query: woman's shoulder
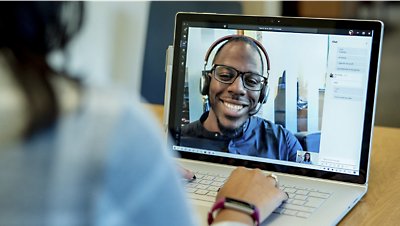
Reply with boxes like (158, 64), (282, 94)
(76, 87), (166, 147)
(80, 87), (158, 128)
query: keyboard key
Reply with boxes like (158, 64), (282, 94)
(297, 211), (312, 218)
(294, 186), (307, 190)
(195, 189), (208, 195)
(189, 193), (215, 202)
(214, 177), (226, 182)
(196, 184), (209, 190)
(283, 209), (298, 216)
(293, 194), (308, 201)
(211, 181), (224, 187)
(295, 190), (309, 195)
(292, 200), (306, 206)
(206, 172), (219, 177)
(284, 198), (294, 204)
(196, 174), (205, 179)
(309, 191), (330, 199)
(208, 186), (219, 191)
(284, 188), (296, 193)
(305, 197), (325, 208)
(207, 191), (218, 197)
(204, 175), (216, 180)
(199, 180), (212, 185)
(281, 203), (315, 213)
(286, 192), (295, 199)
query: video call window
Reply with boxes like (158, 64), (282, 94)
(175, 25), (373, 175)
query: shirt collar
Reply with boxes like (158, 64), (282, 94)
(200, 111), (250, 139)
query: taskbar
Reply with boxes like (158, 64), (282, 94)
(173, 145), (359, 176)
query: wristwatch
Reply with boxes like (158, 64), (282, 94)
(208, 197), (260, 226)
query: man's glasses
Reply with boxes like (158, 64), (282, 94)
(209, 64), (267, 91)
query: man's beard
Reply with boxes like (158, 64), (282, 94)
(216, 117), (247, 138)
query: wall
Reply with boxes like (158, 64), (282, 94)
(140, 1), (243, 104)
(52, 2), (150, 95)
(54, 1), (282, 103)
(297, 1), (400, 128)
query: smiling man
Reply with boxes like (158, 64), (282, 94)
(181, 35), (301, 161)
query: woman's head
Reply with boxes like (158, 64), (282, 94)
(304, 152), (311, 162)
(0, 2), (85, 139)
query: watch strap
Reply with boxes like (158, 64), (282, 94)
(208, 197), (260, 226)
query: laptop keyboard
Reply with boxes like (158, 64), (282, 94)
(274, 184), (331, 218)
(185, 170), (332, 219)
(185, 171), (224, 203)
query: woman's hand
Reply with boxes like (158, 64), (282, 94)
(213, 167), (288, 225)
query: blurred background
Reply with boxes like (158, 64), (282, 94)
(58, 1), (400, 128)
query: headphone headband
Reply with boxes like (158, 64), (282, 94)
(200, 34), (271, 115)
(203, 34), (270, 73)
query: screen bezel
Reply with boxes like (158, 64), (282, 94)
(168, 12), (383, 185)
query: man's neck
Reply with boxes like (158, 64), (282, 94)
(203, 110), (247, 138)
(203, 110), (220, 133)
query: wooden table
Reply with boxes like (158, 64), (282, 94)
(144, 104), (400, 225)
(339, 126), (400, 225)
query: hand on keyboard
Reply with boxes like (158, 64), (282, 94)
(214, 167), (288, 224)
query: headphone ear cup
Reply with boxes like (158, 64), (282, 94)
(200, 71), (211, 96)
(259, 85), (270, 104)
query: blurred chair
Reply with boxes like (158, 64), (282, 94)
(295, 131), (321, 152)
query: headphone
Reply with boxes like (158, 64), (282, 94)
(200, 34), (270, 115)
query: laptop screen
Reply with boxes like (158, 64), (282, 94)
(168, 13), (383, 184)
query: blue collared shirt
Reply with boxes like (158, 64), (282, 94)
(181, 112), (302, 161)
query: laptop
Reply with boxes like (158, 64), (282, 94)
(164, 12), (383, 226)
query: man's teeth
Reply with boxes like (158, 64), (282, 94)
(224, 102), (243, 110)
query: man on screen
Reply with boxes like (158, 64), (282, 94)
(181, 35), (302, 161)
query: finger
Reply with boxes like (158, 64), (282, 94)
(266, 173), (279, 187)
(284, 192), (289, 201)
(231, 166), (246, 176)
(275, 190), (289, 205)
(180, 167), (196, 181)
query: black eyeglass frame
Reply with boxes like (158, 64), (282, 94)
(208, 64), (268, 91)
